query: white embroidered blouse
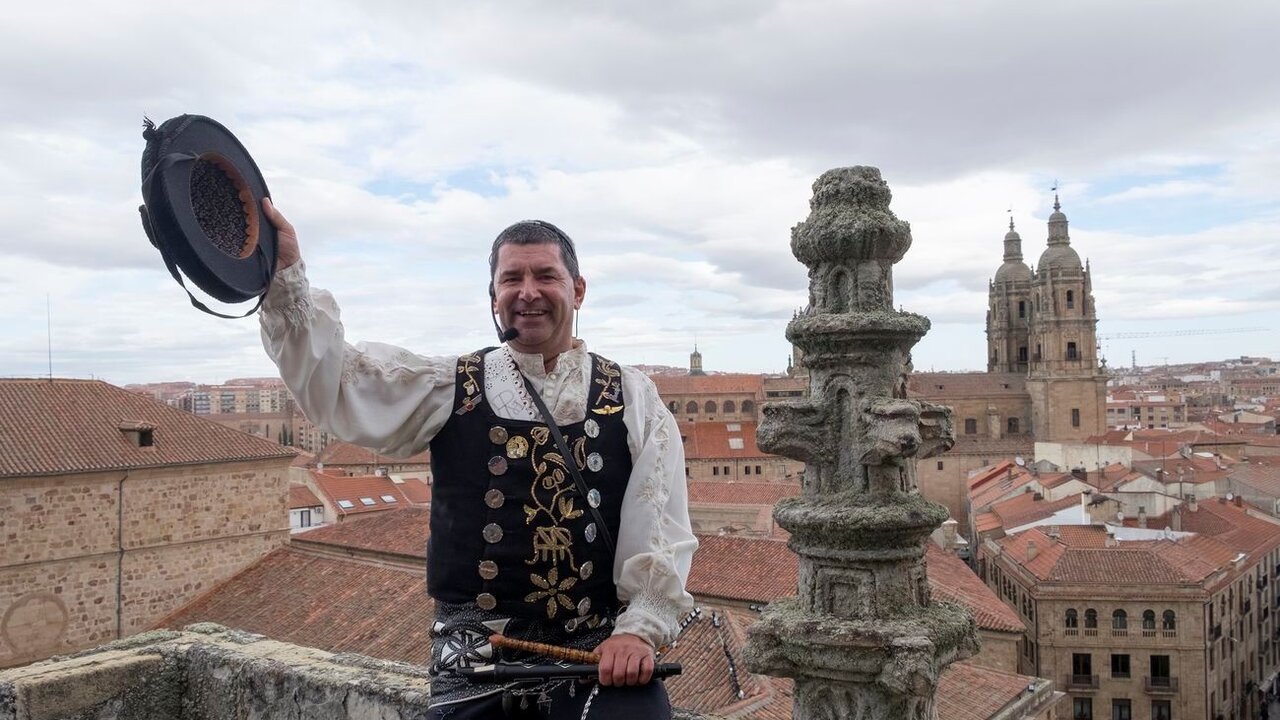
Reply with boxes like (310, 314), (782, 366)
(259, 262), (698, 647)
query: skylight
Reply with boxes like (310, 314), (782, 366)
(381, 495), (397, 503)
(360, 497), (376, 506)
(728, 438), (745, 450)
(337, 500), (355, 509)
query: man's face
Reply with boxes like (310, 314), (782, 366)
(492, 242), (586, 358)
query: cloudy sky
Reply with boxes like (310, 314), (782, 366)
(2, 1), (1278, 386)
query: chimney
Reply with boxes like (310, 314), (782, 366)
(1105, 529), (1119, 548)
(1026, 540), (1039, 562)
(1188, 495), (1198, 512)
(1137, 508), (1147, 528)
(1234, 494), (1243, 508)
(941, 519), (958, 548)
(1155, 468), (1165, 482)
(1071, 466), (1087, 481)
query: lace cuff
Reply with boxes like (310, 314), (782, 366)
(260, 261), (314, 331)
(613, 586), (681, 648)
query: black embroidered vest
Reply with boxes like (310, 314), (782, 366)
(427, 349), (631, 627)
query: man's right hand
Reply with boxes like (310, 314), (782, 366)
(262, 198), (300, 271)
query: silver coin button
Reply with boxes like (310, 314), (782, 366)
(587, 488), (601, 508)
(478, 560), (499, 580)
(488, 456), (508, 476)
(476, 593), (497, 611)
(484, 489), (505, 509)
(483, 523), (504, 543)
(489, 426), (509, 445)
(584, 523), (597, 543)
(586, 453), (603, 472)
(584, 419), (600, 438)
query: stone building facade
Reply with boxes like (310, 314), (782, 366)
(0, 379), (295, 669)
(978, 499), (1280, 720)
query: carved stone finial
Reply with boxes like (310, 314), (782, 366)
(744, 167), (977, 720)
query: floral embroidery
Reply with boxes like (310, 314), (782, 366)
(525, 567), (578, 619)
(454, 353), (483, 416)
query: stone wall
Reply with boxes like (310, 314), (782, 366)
(0, 461), (290, 669)
(685, 456), (801, 484)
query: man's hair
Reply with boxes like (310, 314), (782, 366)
(488, 220), (580, 282)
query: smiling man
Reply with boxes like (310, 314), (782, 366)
(258, 202), (696, 719)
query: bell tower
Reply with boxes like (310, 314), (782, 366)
(986, 218), (1033, 372)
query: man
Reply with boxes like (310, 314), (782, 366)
(258, 199), (697, 718)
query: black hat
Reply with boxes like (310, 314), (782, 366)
(138, 114), (277, 318)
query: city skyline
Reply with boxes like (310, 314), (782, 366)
(3, 2), (1279, 386)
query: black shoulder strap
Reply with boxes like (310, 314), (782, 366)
(515, 358), (617, 561)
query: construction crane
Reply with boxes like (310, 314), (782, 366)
(1095, 327), (1268, 370)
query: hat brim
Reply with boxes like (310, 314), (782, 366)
(140, 115), (276, 305)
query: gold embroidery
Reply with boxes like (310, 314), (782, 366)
(524, 568), (578, 619)
(593, 358), (622, 408)
(532, 526), (573, 562)
(455, 353), (483, 416)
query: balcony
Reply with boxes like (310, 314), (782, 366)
(1144, 676), (1179, 694)
(1067, 674), (1100, 690)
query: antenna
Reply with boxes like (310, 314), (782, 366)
(46, 293), (53, 382)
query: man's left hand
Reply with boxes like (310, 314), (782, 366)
(594, 633), (655, 686)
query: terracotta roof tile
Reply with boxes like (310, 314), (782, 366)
(937, 661), (1049, 720)
(689, 534), (796, 603)
(664, 608), (771, 716)
(688, 480), (800, 506)
(288, 484), (323, 509)
(925, 545), (1024, 633)
(317, 440), (429, 466)
(156, 547), (433, 664)
(678, 421), (768, 459)
(908, 372), (1027, 397)
(0, 378), (295, 478)
(295, 506), (430, 559)
(309, 471), (411, 517)
(394, 477), (433, 504)
(651, 374), (764, 396)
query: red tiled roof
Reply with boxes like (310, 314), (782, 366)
(156, 547), (433, 664)
(309, 471), (410, 516)
(925, 545), (1024, 633)
(688, 480), (800, 506)
(290, 451), (316, 468)
(688, 534), (796, 603)
(937, 661), (1050, 720)
(288, 484), (323, 509)
(0, 378), (295, 478)
(394, 477), (433, 504)
(908, 372), (1027, 397)
(295, 507), (430, 559)
(317, 440), (429, 466)
(989, 493), (1078, 531)
(678, 421), (768, 459)
(664, 608), (772, 716)
(651, 374), (764, 396)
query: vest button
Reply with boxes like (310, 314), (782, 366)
(476, 593), (497, 611)
(478, 560), (499, 580)
(483, 523), (504, 544)
(584, 418), (600, 438)
(488, 456), (508, 476)
(489, 426), (509, 445)
(584, 523), (597, 543)
(579, 561), (594, 580)
(576, 597), (591, 616)
(586, 453), (603, 472)
(587, 488), (601, 509)
(484, 489), (505, 509)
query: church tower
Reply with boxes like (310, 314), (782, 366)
(986, 219), (1033, 373)
(1025, 195), (1107, 442)
(689, 344), (706, 376)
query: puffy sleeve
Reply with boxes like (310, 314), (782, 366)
(611, 368), (698, 647)
(258, 262), (457, 457)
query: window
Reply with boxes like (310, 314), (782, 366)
(380, 495), (397, 503)
(1018, 300), (1026, 318)
(1066, 290), (1075, 309)
(755, 465), (762, 474)
(704, 401), (717, 414)
(1150, 655), (1170, 683)
(1151, 700), (1171, 720)
(744, 466), (751, 476)
(668, 401), (677, 412)
(1067, 341), (1079, 360)
(1072, 652), (1093, 678)
(936, 461), (944, 471)
(1072, 408), (1081, 428)
(298, 509), (311, 527)
(1112, 609), (1128, 630)
(1066, 609), (1079, 628)
(740, 400), (755, 415)
(337, 500), (355, 509)
(712, 466), (719, 476)
(686, 401), (698, 414)
(726, 423), (742, 431)
(1111, 653), (1130, 679)
(728, 438), (745, 450)
(1142, 610), (1156, 630)
(1018, 346), (1028, 362)
(723, 400), (736, 414)
(1110, 699), (1130, 720)
(1085, 609), (1098, 628)
(360, 497), (376, 506)
(964, 418), (978, 434)
(723, 465), (730, 475)
(1007, 417), (1020, 434)
(1073, 697), (1093, 720)
(1162, 610), (1176, 631)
